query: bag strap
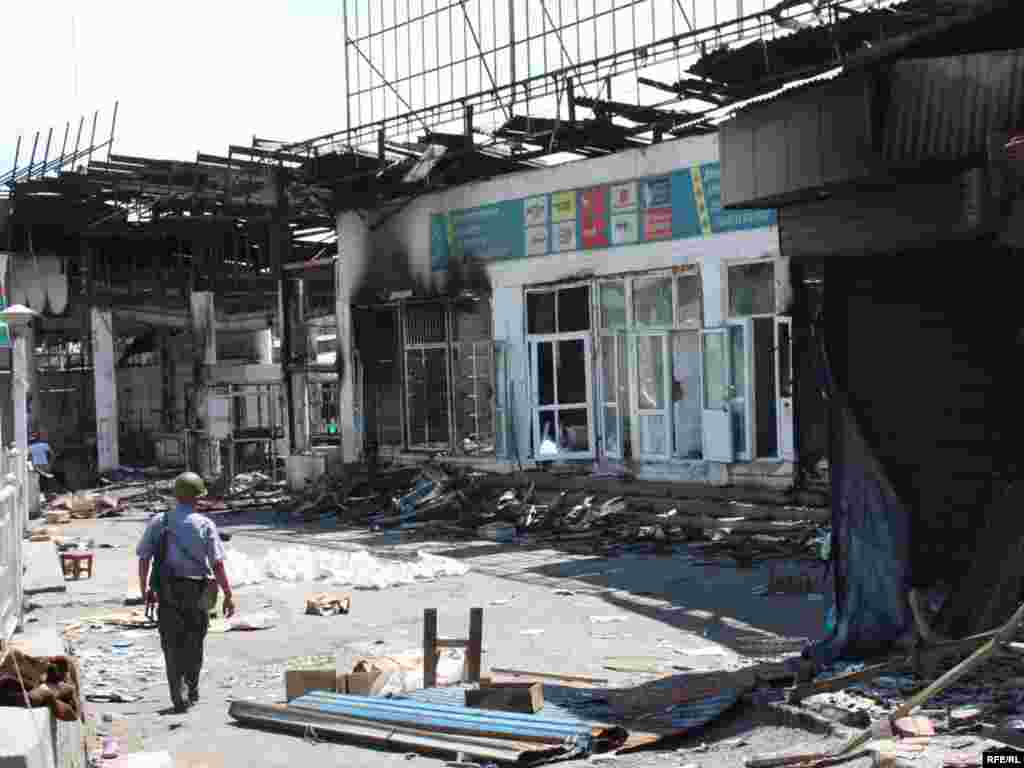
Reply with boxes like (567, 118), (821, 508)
(161, 513), (211, 575)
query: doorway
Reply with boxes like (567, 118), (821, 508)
(526, 284), (595, 459)
(753, 316), (778, 458)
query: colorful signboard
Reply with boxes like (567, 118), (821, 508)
(610, 212), (639, 245)
(644, 208), (673, 240)
(580, 186), (609, 248)
(551, 191), (577, 222)
(429, 162), (776, 271)
(610, 181), (638, 211)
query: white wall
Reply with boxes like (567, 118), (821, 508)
(349, 134), (779, 308)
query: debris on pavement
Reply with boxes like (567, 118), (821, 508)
(262, 545), (469, 588)
(305, 591), (352, 616)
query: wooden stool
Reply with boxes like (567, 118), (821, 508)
(60, 552), (94, 580)
(423, 607), (482, 688)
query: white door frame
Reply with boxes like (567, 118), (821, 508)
(700, 327), (733, 463)
(528, 333), (596, 460)
(726, 318), (755, 462)
(631, 330), (673, 460)
(775, 316), (795, 462)
(597, 331), (625, 459)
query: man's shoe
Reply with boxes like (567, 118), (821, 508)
(188, 690), (199, 706)
(172, 700), (190, 714)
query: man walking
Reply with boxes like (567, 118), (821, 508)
(29, 432), (53, 492)
(137, 472), (236, 712)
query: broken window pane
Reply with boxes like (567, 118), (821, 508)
(778, 322), (792, 399)
(599, 282), (627, 329)
(537, 342), (555, 405)
(636, 336), (665, 409)
(672, 332), (702, 459)
(703, 332), (727, 410)
(557, 339), (587, 405)
(676, 275), (702, 329)
(728, 262), (775, 316)
(538, 412), (559, 456)
(527, 291), (556, 334)
(558, 285), (591, 332)
(559, 409), (590, 452)
(633, 277), (672, 327)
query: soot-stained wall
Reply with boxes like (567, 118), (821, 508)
(826, 248), (1020, 587)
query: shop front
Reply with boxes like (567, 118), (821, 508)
(349, 136), (790, 487)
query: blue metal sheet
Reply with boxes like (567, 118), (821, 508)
(403, 683), (741, 737)
(290, 690), (593, 748)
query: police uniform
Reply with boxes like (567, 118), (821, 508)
(137, 496), (225, 710)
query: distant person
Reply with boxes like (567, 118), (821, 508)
(29, 433), (53, 490)
(137, 472), (236, 713)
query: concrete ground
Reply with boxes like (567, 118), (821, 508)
(24, 501), (874, 768)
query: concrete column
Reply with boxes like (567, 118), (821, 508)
(190, 291), (220, 477)
(335, 211), (366, 466)
(12, 322), (33, 454)
(287, 279), (311, 454)
(252, 328), (273, 364)
(90, 307), (119, 473)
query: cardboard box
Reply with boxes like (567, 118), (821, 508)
(285, 654), (338, 701)
(340, 668), (385, 696)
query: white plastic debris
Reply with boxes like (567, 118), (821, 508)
(223, 548), (264, 587)
(589, 615), (629, 624)
(261, 546), (469, 589)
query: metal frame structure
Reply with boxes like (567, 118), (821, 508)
(302, 0), (917, 161)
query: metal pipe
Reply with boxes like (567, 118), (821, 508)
(88, 110), (98, 164)
(42, 127), (53, 176)
(26, 132), (39, 180)
(73, 116), (84, 165)
(108, 100), (119, 161)
(58, 121), (70, 171)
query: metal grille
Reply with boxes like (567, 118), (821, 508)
(405, 304), (448, 346)
(326, 0), (893, 154)
(454, 341), (496, 455)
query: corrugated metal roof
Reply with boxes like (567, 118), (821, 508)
(289, 690), (596, 747)
(404, 682), (742, 741)
(883, 51), (1024, 164)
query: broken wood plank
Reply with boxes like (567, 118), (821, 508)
(465, 682), (543, 714)
(787, 627), (1003, 704)
(487, 668), (609, 684)
(836, 599), (1024, 757)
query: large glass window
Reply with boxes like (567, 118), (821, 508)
(599, 282), (627, 330)
(676, 274), (702, 329)
(633, 277), (673, 327)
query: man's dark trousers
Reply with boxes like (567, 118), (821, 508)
(157, 576), (210, 708)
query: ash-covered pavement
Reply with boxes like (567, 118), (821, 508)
(26, 501), (854, 768)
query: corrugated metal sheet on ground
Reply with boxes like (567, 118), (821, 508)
(884, 51), (1024, 164)
(403, 682), (742, 738)
(289, 690), (594, 747)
